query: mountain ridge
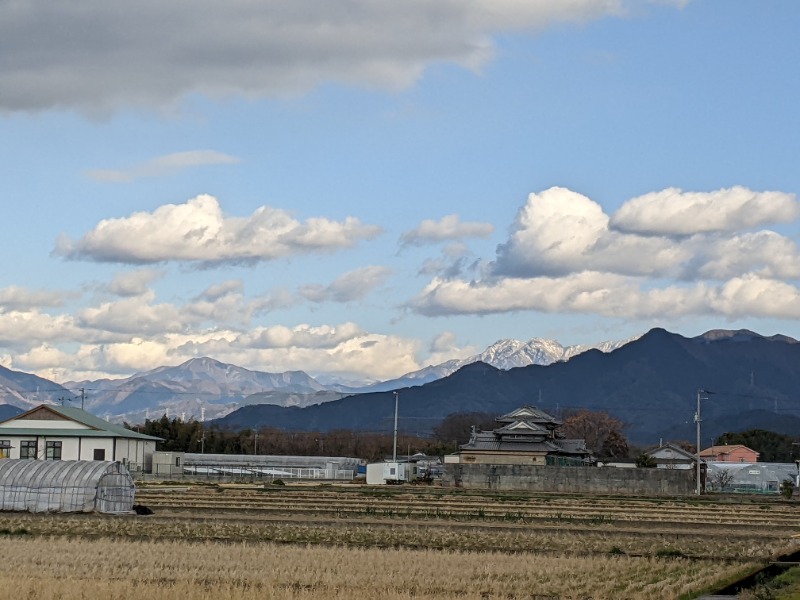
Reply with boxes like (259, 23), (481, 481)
(213, 328), (800, 444)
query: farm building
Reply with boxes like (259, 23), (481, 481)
(0, 459), (135, 513)
(645, 443), (698, 469)
(705, 461), (798, 493)
(172, 453), (362, 481)
(0, 404), (161, 472)
(449, 406), (592, 466)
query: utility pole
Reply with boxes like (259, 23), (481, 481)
(79, 387), (86, 410)
(393, 391), (399, 462)
(695, 389), (712, 495)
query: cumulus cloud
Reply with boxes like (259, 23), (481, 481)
(413, 185), (800, 322)
(177, 322), (422, 379)
(0, 311), (84, 349)
(299, 266), (392, 303)
(400, 214), (494, 246)
(1, 280), (425, 381)
(493, 187), (689, 278)
(0, 286), (69, 311)
(492, 186), (800, 280)
(0, 1), (683, 113)
(424, 330), (479, 366)
(106, 269), (164, 297)
(76, 292), (188, 335)
(54, 194), (381, 265)
(610, 187), (800, 236)
(85, 150), (240, 183)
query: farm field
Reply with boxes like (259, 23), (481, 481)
(0, 482), (797, 599)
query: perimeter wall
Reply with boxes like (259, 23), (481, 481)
(442, 463), (696, 496)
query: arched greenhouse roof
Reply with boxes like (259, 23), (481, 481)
(0, 460), (135, 513)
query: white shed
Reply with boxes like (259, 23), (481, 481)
(0, 460), (135, 513)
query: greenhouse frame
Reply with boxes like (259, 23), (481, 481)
(0, 460), (135, 513)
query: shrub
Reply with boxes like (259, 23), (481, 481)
(635, 454), (657, 468)
(780, 478), (794, 499)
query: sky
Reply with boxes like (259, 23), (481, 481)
(2, 1), (800, 384)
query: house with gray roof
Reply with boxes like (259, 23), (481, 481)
(0, 404), (161, 472)
(645, 443), (699, 470)
(451, 406), (592, 466)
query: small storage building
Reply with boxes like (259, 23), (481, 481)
(152, 451), (185, 476)
(0, 460), (135, 513)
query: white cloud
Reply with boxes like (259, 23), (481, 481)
(85, 150), (240, 183)
(76, 292), (188, 335)
(425, 330), (479, 366)
(0, 310), (83, 349)
(400, 214), (494, 246)
(492, 186), (800, 281)
(173, 323), (423, 380)
(54, 194), (381, 265)
(236, 323), (367, 350)
(610, 186), (800, 236)
(106, 269), (164, 297)
(710, 276), (800, 320)
(299, 266), (392, 303)
(414, 185), (800, 323)
(0, 286), (68, 311)
(493, 187), (687, 277)
(197, 280), (245, 302)
(0, 1), (680, 113)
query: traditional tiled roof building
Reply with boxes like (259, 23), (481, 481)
(456, 406), (592, 466)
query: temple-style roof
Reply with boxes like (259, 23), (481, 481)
(460, 406), (590, 459)
(493, 420), (551, 436)
(496, 406), (562, 427)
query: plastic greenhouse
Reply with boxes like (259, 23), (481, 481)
(0, 460), (135, 513)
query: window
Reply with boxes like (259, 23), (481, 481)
(0, 440), (9, 459)
(93, 448), (106, 461)
(45, 441), (62, 461)
(175, 456), (182, 467)
(20, 441), (37, 460)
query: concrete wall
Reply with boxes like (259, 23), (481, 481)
(443, 463), (696, 496)
(459, 452), (547, 465)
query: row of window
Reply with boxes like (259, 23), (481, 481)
(0, 440), (106, 461)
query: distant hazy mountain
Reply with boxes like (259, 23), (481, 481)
(360, 335), (638, 392)
(0, 334), (640, 423)
(214, 328), (800, 445)
(66, 357), (331, 423)
(0, 364), (71, 412)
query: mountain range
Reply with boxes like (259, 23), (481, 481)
(1, 328), (798, 445)
(213, 328), (800, 445)
(0, 334), (633, 423)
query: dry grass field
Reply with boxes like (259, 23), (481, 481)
(0, 482), (796, 599)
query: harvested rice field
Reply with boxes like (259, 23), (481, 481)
(0, 482), (797, 599)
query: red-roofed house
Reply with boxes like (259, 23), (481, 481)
(699, 444), (759, 463)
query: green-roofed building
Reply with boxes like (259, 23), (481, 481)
(0, 404), (161, 472)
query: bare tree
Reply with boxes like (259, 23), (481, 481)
(712, 468), (735, 492)
(562, 409), (627, 458)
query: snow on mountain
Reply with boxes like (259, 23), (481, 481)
(4, 335), (641, 423)
(357, 334), (641, 392)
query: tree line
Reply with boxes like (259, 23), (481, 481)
(131, 415), (452, 461)
(130, 411), (799, 462)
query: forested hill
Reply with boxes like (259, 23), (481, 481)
(214, 328), (800, 444)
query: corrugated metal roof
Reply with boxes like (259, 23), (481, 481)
(0, 460), (135, 513)
(0, 428), (155, 438)
(1, 405), (160, 441)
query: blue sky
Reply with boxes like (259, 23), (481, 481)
(2, 1), (800, 383)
